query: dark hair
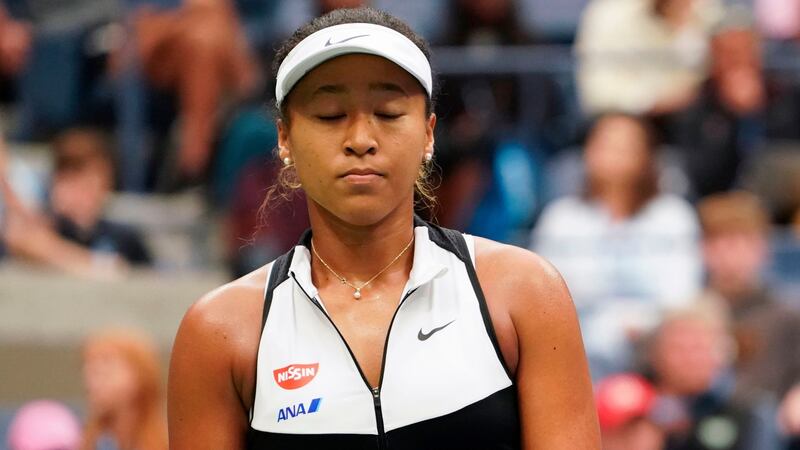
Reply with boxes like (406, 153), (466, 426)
(52, 127), (116, 186)
(586, 112), (661, 150)
(271, 7), (437, 120)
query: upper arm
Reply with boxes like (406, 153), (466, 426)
(515, 256), (600, 449)
(477, 241), (600, 449)
(168, 289), (251, 449)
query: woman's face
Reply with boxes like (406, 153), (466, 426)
(278, 54), (435, 226)
(655, 0), (695, 27)
(83, 345), (139, 415)
(584, 116), (652, 190)
(652, 319), (726, 395)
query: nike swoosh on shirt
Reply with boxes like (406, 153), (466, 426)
(325, 34), (371, 47)
(418, 320), (456, 341)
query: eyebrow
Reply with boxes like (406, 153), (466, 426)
(310, 82), (409, 99)
(311, 84), (347, 97)
(369, 82), (408, 96)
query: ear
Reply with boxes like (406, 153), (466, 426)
(425, 113), (437, 156)
(277, 119), (291, 161)
(275, 119), (290, 149)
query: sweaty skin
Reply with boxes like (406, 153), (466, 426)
(168, 54), (600, 449)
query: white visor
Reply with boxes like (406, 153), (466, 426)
(275, 23), (433, 108)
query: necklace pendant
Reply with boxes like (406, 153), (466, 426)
(353, 289), (362, 300)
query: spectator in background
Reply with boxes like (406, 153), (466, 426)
(132, 0), (260, 180)
(7, 400), (82, 450)
(1, 181), (123, 276)
(576, 0), (723, 116)
(0, 0), (261, 188)
(532, 113), (702, 379)
(0, 132), (127, 278)
(644, 305), (762, 450)
(50, 128), (151, 265)
(670, 7), (766, 198)
(0, 0), (121, 139)
(698, 191), (800, 445)
(81, 328), (167, 450)
(596, 373), (666, 450)
(434, 0), (557, 232)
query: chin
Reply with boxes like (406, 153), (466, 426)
(335, 205), (396, 227)
(315, 197), (406, 228)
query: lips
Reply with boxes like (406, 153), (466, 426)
(341, 167), (383, 177)
(340, 167), (385, 184)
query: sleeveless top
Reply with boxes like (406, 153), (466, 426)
(247, 218), (520, 449)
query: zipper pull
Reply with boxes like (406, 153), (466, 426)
(372, 387), (380, 398)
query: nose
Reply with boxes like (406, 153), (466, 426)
(343, 113), (377, 156)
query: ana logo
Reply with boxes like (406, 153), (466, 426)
(277, 398), (322, 423)
(273, 363), (319, 390)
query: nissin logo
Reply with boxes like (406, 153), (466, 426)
(277, 398), (322, 422)
(273, 363), (319, 389)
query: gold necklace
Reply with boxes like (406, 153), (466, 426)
(311, 235), (415, 299)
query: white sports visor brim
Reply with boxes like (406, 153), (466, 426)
(275, 23), (433, 108)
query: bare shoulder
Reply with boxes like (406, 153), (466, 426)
(177, 264), (269, 365)
(181, 266), (268, 333)
(172, 266), (269, 406)
(169, 267), (271, 448)
(472, 236), (573, 318)
(470, 236), (578, 377)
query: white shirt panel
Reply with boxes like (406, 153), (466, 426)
(252, 280), (378, 435)
(380, 259), (512, 431)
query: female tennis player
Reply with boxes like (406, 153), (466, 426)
(168, 7), (600, 449)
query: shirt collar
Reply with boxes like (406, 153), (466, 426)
(288, 222), (449, 302)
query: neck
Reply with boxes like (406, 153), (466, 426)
(107, 406), (141, 450)
(307, 204), (416, 284)
(60, 213), (99, 236)
(709, 275), (760, 301)
(594, 185), (641, 220)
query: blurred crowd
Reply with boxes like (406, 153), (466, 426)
(6, 328), (167, 450)
(1, 0), (800, 449)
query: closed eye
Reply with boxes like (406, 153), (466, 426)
(316, 114), (345, 122)
(376, 112), (404, 120)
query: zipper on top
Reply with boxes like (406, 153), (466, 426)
(372, 386), (386, 449)
(371, 287), (416, 449)
(290, 272), (416, 450)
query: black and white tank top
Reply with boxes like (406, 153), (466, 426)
(247, 218), (520, 449)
